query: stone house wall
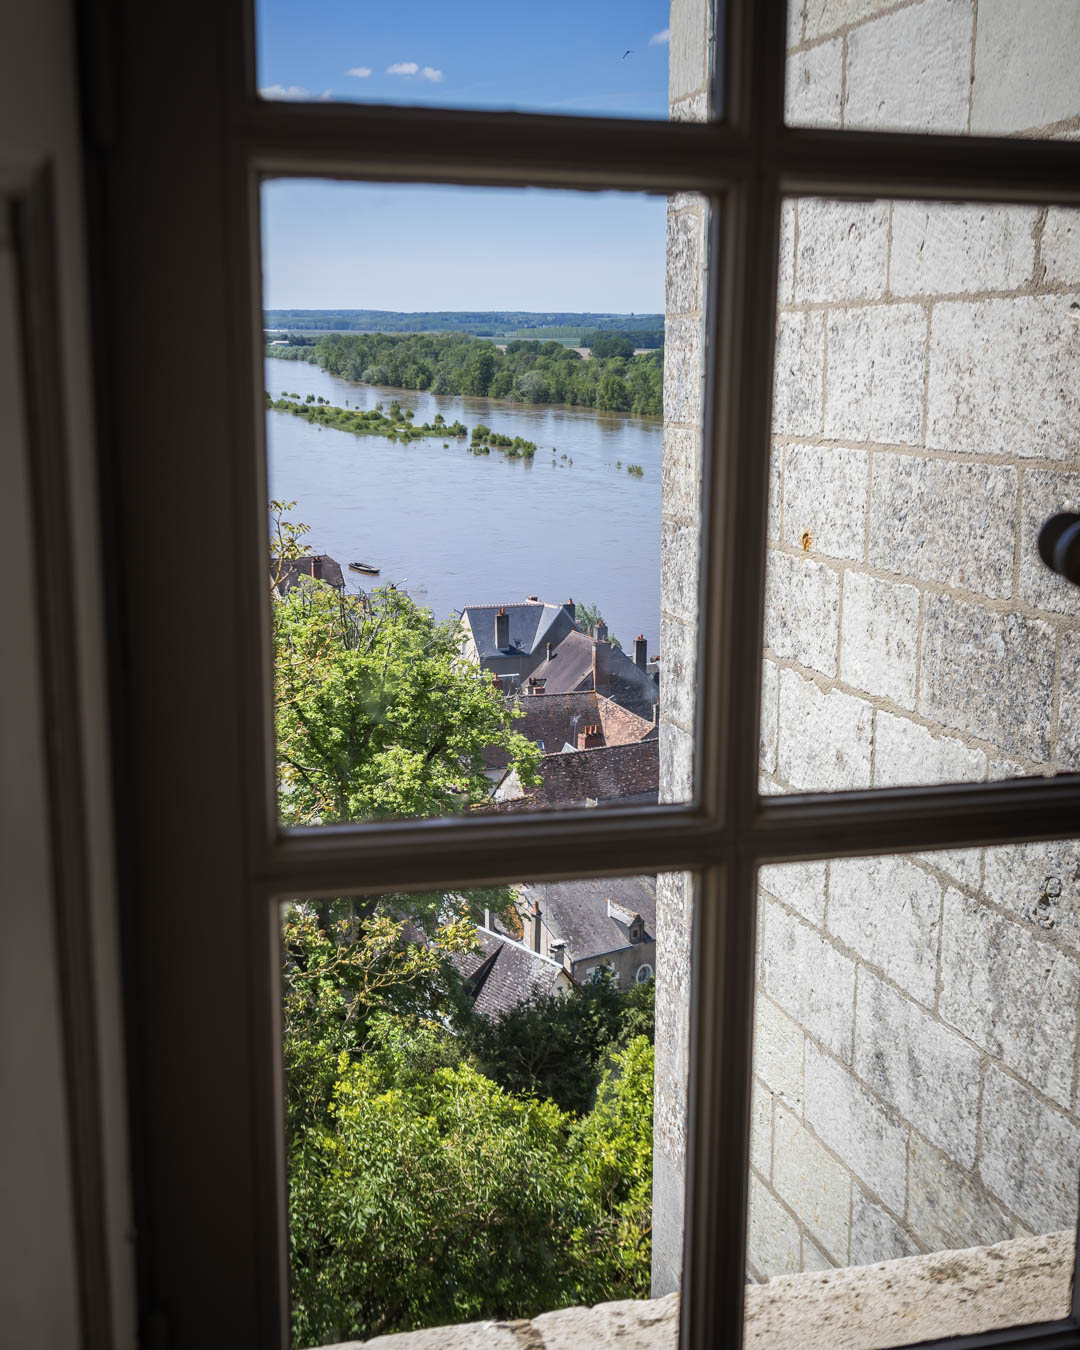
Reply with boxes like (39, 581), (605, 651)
(655, 0), (1080, 1295)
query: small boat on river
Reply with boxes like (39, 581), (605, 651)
(349, 561), (380, 575)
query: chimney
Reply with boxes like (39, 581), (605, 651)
(592, 639), (612, 692)
(595, 620), (608, 642)
(546, 641), (554, 661)
(309, 555), (321, 580)
(634, 633), (647, 670)
(576, 723), (604, 750)
(564, 597), (576, 622)
(495, 607), (510, 650)
(532, 898), (542, 954)
(653, 702), (661, 727)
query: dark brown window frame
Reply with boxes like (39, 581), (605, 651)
(84, 2), (1080, 1348)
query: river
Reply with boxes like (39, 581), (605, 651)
(265, 357), (663, 650)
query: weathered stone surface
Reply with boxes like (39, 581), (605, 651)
(661, 424), (701, 524)
(662, 316), (703, 429)
(1018, 468), (1080, 616)
(765, 551), (840, 676)
(659, 720), (693, 804)
(788, 0), (805, 48)
(773, 309), (824, 437)
(1058, 628), (1080, 769)
(777, 200), (796, 306)
(824, 304), (926, 446)
(752, 1078), (773, 1177)
(829, 855), (941, 1005)
(918, 592), (1056, 760)
(804, 1042), (908, 1213)
(764, 903), (856, 1060)
(844, 0), (972, 133)
(659, 613), (695, 733)
(868, 453), (1017, 599)
(982, 839), (1080, 953)
(972, 0), (1080, 134)
(940, 888), (1079, 1107)
(748, 1171), (802, 1278)
(874, 712), (985, 789)
(849, 1188), (917, 1266)
(668, 0), (707, 101)
(785, 39), (842, 128)
(768, 442), (783, 542)
(650, 1152), (684, 1297)
(760, 658), (779, 774)
(927, 296), (1080, 459)
(855, 968), (981, 1166)
(801, 1237), (833, 1272)
(804, 0), (888, 41)
(917, 845), (982, 892)
(1041, 207), (1080, 286)
(783, 443), (866, 561)
(838, 571), (919, 708)
(796, 199), (890, 303)
(759, 859), (827, 927)
(980, 1067), (1080, 1231)
(890, 203), (1037, 297)
(753, 992), (806, 1110)
(772, 1105), (851, 1259)
(778, 669), (873, 791)
(660, 518), (699, 624)
(907, 1134), (1013, 1255)
(666, 204), (704, 317)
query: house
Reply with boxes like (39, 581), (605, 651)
(522, 626), (659, 720)
(490, 737), (659, 810)
(451, 925), (571, 1018)
(518, 876), (657, 990)
(459, 597), (578, 689)
(271, 553), (346, 597)
(483, 689), (656, 779)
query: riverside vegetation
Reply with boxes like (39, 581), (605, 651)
(267, 329), (664, 416)
(271, 505), (655, 1345)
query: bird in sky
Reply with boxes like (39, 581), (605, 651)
(622, 49), (634, 58)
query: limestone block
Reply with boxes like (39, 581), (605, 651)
(868, 453), (1017, 599)
(660, 424), (701, 524)
(824, 304), (926, 446)
(765, 551), (840, 676)
(659, 720), (694, 804)
(838, 571), (919, 708)
(927, 296), (1080, 459)
(972, 0), (1080, 134)
(982, 839), (1080, 953)
(940, 888), (1079, 1107)
(844, 0), (972, 133)
(753, 992), (806, 1110)
(748, 1171), (802, 1278)
(764, 903), (856, 1061)
(979, 1067), (1080, 1231)
(804, 1042), (908, 1213)
(650, 1153), (685, 1296)
(855, 968), (981, 1166)
(532, 1292), (679, 1350)
(662, 316), (703, 429)
(759, 859), (827, 927)
(660, 518), (699, 624)
(873, 712), (985, 789)
(890, 204), (1037, 297)
(668, 0), (708, 102)
(796, 199), (890, 307)
(768, 443), (783, 543)
(918, 846), (983, 892)
(670, 92), (707, 122)
(751, 1078), (773, 1177)
(777, 200), (796, 306)
(850, 1189), (917, 1266)
(1041, 208), (1080, 286)
(760, 658), (779, 774)
(785, 39), (843, 128)
(660, 613), (696, 733)
(829, 855), (942, 1006)
(1018, 468), (1080, 617)
(907, 1134), (1012, 1254)
(666, 205), (704, 317)
(787, 0), (805, 48)
(804, 0), (888, 41)
(773, 1105), (852, 1259)
(801, 1238), (833, 1272)
(773, 310), (824, 437)
(778, 668), (873, 791)
(1058, 628), (1080, 769)
(783, 443), (867, 561)
(918, 592), (1056, 760)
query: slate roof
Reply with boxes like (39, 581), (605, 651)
(462, 601), (576, 660)
(452, 928), (566, 1018)
(484, 691), (655, 770)
(525, 630), (659, 718)
(273, 554), (345, 595)
(522, 876), (657, 965)
(491, 737), (659, 809)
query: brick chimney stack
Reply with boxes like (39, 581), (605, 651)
(309, 555), (322, 580)
(564, 598), (576, 622)
(495, 607), (510, 650)
(576, 723), (604, 750)
(595, 620), (608, 642)
(634, 633), (647, 669)
(592, 639), (612, 692)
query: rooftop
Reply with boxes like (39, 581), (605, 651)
(523, 876), (656, 964)
(461, 600), (576, 660)
(491, 737), (659, 810)
(452, 927), (566, 1018)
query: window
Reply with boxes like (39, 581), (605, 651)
(636, 963), (654, 983)
(94, 2), (1080, 1349)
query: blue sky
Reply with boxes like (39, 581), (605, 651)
(257, 1), (671, 312)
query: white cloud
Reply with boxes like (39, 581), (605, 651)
(420, 66), (443, 83)
(346, 66), (372, 78)
(649, 27), (670, 45)
(318, 89), (333, 101)
(259, 84), (313, 100)
(387, 61), (419, 76)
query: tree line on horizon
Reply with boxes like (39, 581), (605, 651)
(264, 308), (664, 337)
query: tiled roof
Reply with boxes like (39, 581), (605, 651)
(273, 554), (345, 595)
(491, 737), (659, 809)
(452, 928), (566, 1018)
(523, 876), (657, 964)
(485, 691), (655, 770)
(526, 629), (659, 718)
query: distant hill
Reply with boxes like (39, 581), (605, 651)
(263, 310), (665, 342)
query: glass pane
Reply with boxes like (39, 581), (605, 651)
(255, 0), (715, 121)
(785, 0), (1080, 138)
(746, 844), (1078, 1345)
(263, 182), (705, 825)
(280, 872), (690, 1345)
(761, 195), (1080, 795)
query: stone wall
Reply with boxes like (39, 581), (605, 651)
(655, 0), (1080, 1295)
